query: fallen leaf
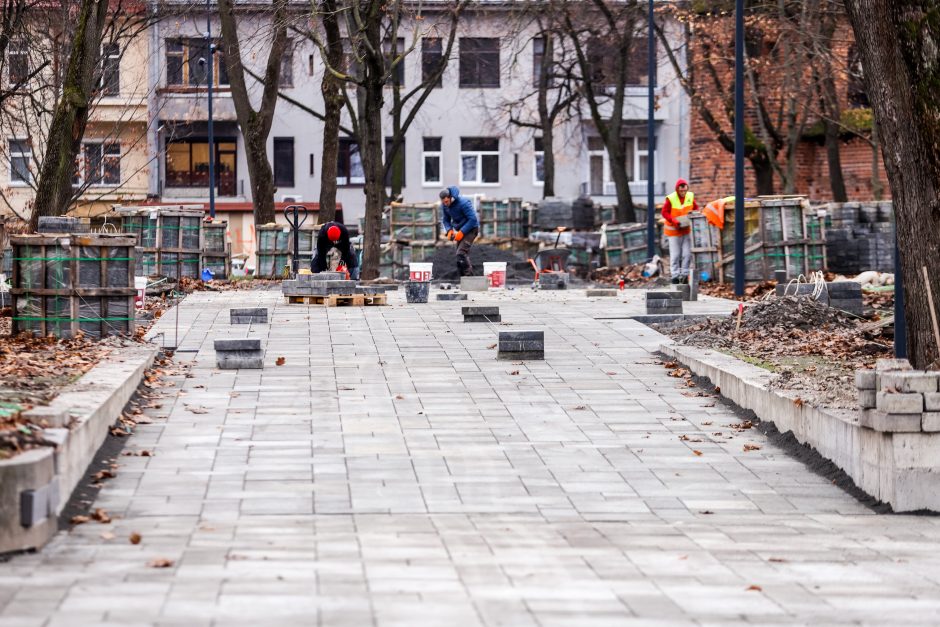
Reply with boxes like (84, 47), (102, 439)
(100, 531), (115, 540)
(794, 398), (805, 407)
(509, 370), (520, 375)
(91, 508), (111, 524)
(129, 532), (142, 545)
(692, 450), (703, 456)
(185, 405), (209, 414)
(746, 584), (762, 592)
(714, 386), (720, 394)
(92, 469), (115, 481)
(743, 444), (761, 452)
(394, 394), (404, 400)
(573, 405), (586, 410)
(147, 558), (174, 568)
(702, 421), (713, 426)
(606, 371), (617, 375)
(699, 510), (714, 515)
(487, 343), (497, 349)
(275, 356), (286, 366)
(70, 515), (90, 525)
(768, 557), (787, 563)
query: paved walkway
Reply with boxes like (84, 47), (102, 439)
(2, 287), (940, 626)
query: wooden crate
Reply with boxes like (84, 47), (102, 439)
(118, 206), (204, 279)
(202, 222), (230, 254)
(201, 253), (231, 279)
(11, 233), (136, 338)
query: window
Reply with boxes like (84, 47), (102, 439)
(533, 137), (544, 185)
(100, 43), (120, 96)
(273, 138), (294, 187)
(532, 37), (554, 86)
(8, 42), (27, 86)
(279, 41), (293, 87)
(165, 39), (228, 87)
(337, 138), (364, 186)
(422, 37), (443, 87)
(74, 143), (121, 186)
(460, 137), (499, 185)
(384, 38), (405, 87)
(165, 139), (237, 189)
(384, 137), (405, 188)
(459, 38), (499, 88)
(308, 53), (315, 76)
(586, 134), (653, 193)
(9, 139), (30, 183)
(588, 36), (652, 88)
(422, 137), (442, 185)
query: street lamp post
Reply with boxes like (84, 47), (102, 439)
(733, 0), (745, 296)
(646, 0), (656, 258)
(206, 0), (216, 220)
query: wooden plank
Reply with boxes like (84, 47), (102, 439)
(285, 294), (367, 307)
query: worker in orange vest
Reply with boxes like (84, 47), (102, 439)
(662, 178), (698, 284)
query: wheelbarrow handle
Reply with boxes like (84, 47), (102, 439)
(284, 204), (309, 229)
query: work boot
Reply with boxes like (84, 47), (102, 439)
(670, 277), (680, 284)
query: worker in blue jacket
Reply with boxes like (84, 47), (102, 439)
(439, 186), (480, 277)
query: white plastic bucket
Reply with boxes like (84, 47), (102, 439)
(134, 276), (147, 310)
(483, 262), (507, 289)
(409, 262), (433, 282)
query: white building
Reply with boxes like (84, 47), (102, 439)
(147, 2), (690, 256)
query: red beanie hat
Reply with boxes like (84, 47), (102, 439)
(327, 225), (341, 242)
(675, 178), (688, 191)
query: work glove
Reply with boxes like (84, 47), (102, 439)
(455, 231), (464, 242)
(446, 229), (454, 240)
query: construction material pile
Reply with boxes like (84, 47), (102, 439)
(427, 244), (535, 282)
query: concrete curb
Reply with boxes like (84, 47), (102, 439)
(660, 342), (940, 513)
(0, 345), (158, 554)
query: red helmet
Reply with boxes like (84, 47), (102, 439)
(327, 225), (341, 242)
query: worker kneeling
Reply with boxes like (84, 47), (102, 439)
(311, 221), (360, 280)
(662, 178), (698, 284)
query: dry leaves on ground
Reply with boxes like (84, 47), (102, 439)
(129, 532), (142, 545)
(275, 357), (286, 366)
(147, 558), (174, 568)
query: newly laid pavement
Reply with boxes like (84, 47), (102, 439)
(2, 287), (940, 626)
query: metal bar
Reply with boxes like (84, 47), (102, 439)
(646, 0), (656, 257)
(734, 0), (745, 295)
(206, 0), (216, 220)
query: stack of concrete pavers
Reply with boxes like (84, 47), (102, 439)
(539, 272), (569, 290)
(646, 290), (683, 315)
(463, 306), (500, 323)
(497, 331), (544, 360)
(282, 272), (357, 296)
(355, 285), (388, 296)
(230, 308), (269, 324)
(676, 284), (695, 302)
(857, 358), (940, 432)
(215, 339), (263, 369)
(586, 289), (617, 297)
(460, 276), (488, 291)
(437, 293), (468, 301)
(775, 281), (863, 316)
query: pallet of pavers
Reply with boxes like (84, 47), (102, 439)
(282, 272), (388, 306)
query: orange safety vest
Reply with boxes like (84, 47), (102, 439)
(663, 191), (695, 237)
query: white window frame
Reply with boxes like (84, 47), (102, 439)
(100, 42), (120, 96)
(459, 139), (500, 186)
(588, 135), (653, 187)
(422, 137), (442, 187)
(75, 142), (121, 187)
(9, 138), (31, 185)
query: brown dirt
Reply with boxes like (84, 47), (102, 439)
(652, 295), (894, 409)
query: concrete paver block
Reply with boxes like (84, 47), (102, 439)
(230, 308), (269, 324)
(925, 392), (940, 412)
(20, 407), (69, 428)
(436, 293), (468, 301)
(869, 411), (922, 433)
(922, 412), (940, 432)
(855, 370), (877, 390)
(586, 289), (617, 297)
(858, 390), (876, 409)
(460, 276), (488, 291)
(876, 358), (913, 372)
(876, 391), (924, 414)
(214, 339), (261, 352)
(880, 372), (940, 394)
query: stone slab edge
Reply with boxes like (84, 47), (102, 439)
(659, 342), (940, 513)
(0, 345), (157, 554)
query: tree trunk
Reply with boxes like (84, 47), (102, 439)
(317, 0), (342, 224)
(541, 119), (555, 198)
(823, 119), (848, 202)
(219, 0), (288, 226)
(845, 0), (940, 368)
(606, 140), (636, 223)
(750, 153), (775, 195)
(817, 14), (848, 202)
(358, 10), (385, 281)
(29, 0), (107, 231)
(871, 113), (883, 200)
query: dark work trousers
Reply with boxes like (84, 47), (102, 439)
(311, 241), (360, 280)
(455, 227), (479, 276)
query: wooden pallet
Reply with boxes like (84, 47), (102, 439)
(285, 293), (387, 306)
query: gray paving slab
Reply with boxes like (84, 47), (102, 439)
(1, 287), (940, 625)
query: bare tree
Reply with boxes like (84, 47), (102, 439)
(844, 0), (940, 369)
(219, 0), (290, 226)
(29, 0), (109, 230)
(558, 0), (646, 223)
